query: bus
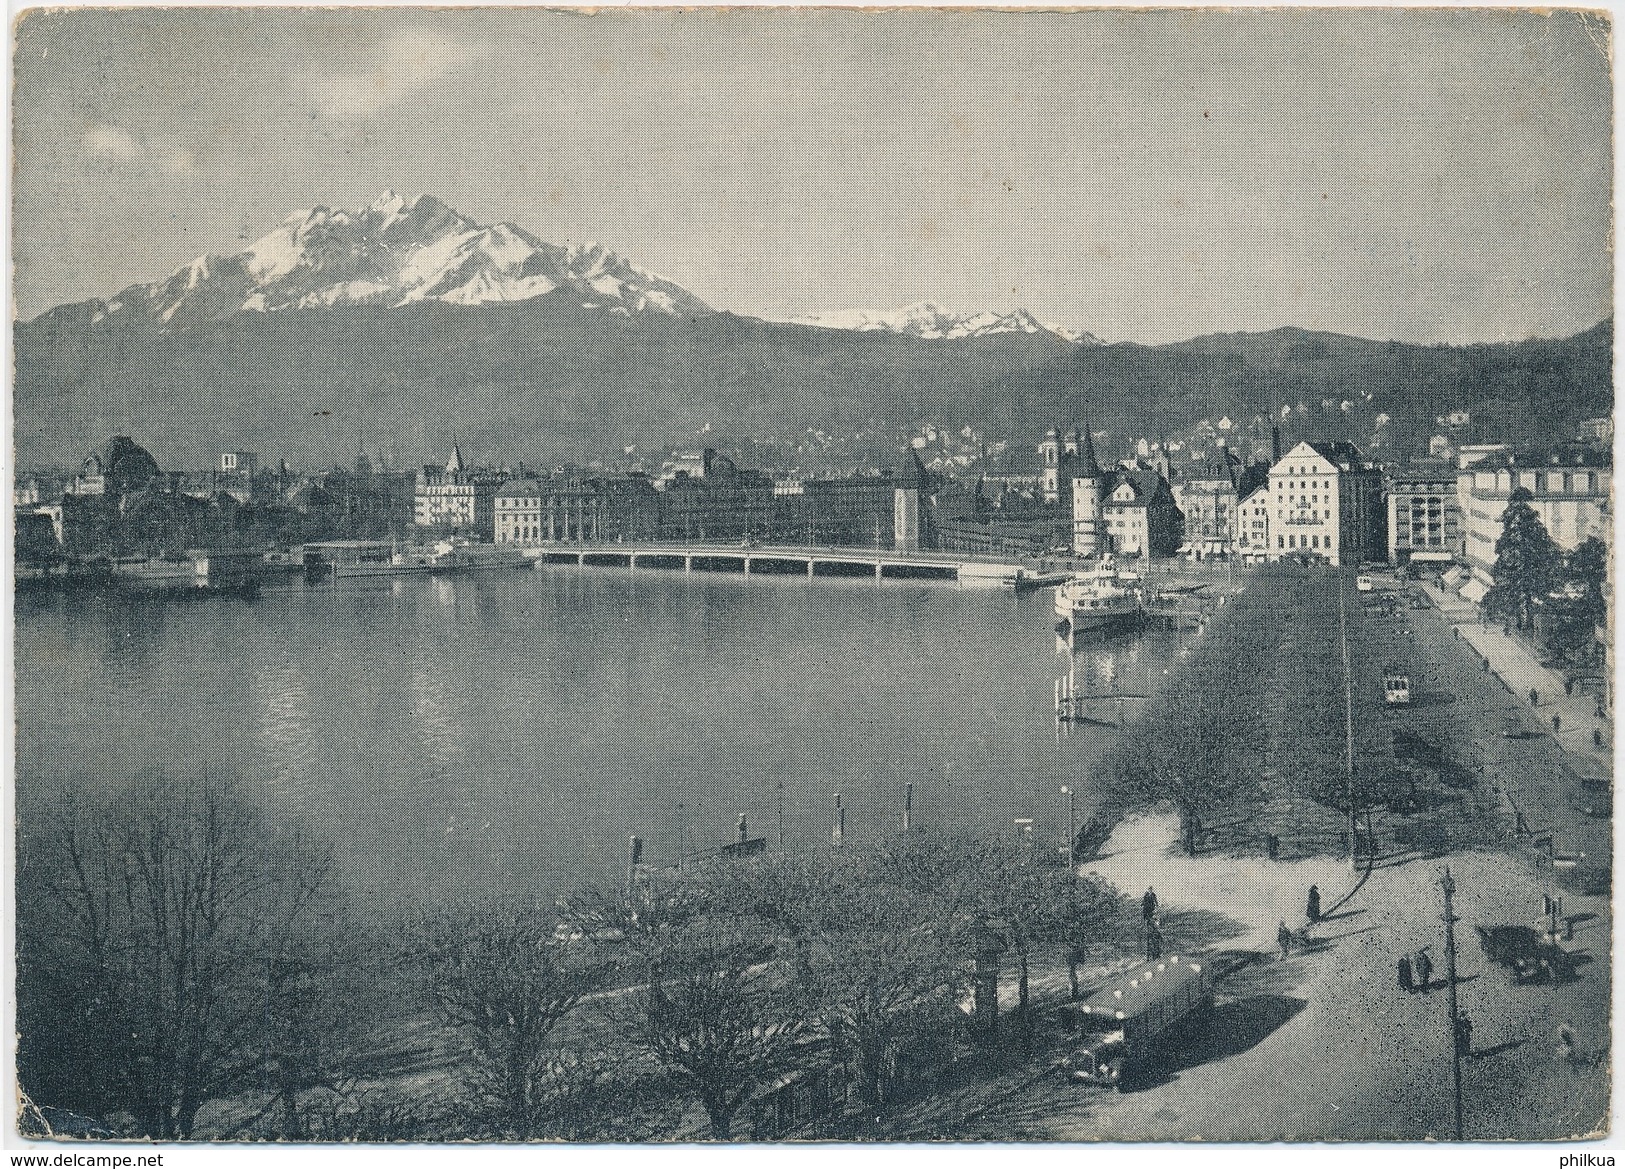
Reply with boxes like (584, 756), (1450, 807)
(1059, 954), (1211, 1089)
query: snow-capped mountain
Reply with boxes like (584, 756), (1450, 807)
(780, 301), (1101, 344)
(52, 191), (712, 332)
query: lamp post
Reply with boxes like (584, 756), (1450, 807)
(1338, 573), (1357, 868)
(1441, 867), (1463, 1140)
(1061, 785), (1077, 872)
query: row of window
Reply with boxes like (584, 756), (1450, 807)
(1472, 470), (1603, 494)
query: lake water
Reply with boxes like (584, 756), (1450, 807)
(14, 567), (1180, 907)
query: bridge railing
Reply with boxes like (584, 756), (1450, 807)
(536, 538), (1030, 567)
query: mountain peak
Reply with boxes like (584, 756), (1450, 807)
(41, 193), (711, 332)
(777, 301), (1101, 344)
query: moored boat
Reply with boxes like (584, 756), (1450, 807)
(303, 539), (442, 579)
(1053, 560), (1144, 631)
(429, 539), (531, 573)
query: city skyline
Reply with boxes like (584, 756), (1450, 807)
(12, 7), (1614, 346)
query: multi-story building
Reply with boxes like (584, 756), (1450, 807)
(1265, 440), (1384, 567)
(1457, 446), (1612, 600)
(494, 472), (608, 543)
(1234, 483), (1272, 563)
(1386, 460), (1459, 566)
(1170, 448), (1271, 561)
(414, 445), (508, 539)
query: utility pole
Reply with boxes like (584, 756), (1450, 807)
(1338, 573), (1357, 868)
(1441, 867), (1463, 1140)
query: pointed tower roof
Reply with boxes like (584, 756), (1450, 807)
(897, 446), (930, 490)
(445, 443), (464, 473)
(1077, 419), (1102, 477)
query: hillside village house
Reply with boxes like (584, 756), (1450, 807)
(1266, 440), (1385, 568)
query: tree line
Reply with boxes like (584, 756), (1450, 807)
(17, 775), (1136, 1142)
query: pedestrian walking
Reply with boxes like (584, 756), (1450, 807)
(1142, 886), (1158, 922)
(1278, 921), (1292, 960)
(1565, 678), (1574, 696)
(1413, 947), (1434, 992)
(1552, 713), (1562, 734)
(1398, 954), (1414, 992)
(1266, 832), (1280, 861)
(1556, 1022), (1581, 1069)
(1530, 688), (1539, 707)
(1306, 884), (1321, 924)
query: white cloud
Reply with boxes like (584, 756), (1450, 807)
(154, 146), (196, 175)
(307, 29), (482, 123)
(82, 124), (196, 174)
(82, 124), (141, 160)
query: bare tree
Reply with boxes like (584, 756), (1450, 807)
(1038, 871), (1127, 1000)
(632, 919), (801, 1140)
(16, 775), (356, 1139)
(424, 903), (607, 1139)
(812, 917), (958, 1107)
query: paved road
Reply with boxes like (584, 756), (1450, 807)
(919, 816), (1610, 1142)
(1430, 583), (1612, 779)
(894, 572), (1614, 1142)
(1402, 581), (1613, 872)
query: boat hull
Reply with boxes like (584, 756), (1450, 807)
(329, 562), (437, 578)
(1056, 601), (1143, 631)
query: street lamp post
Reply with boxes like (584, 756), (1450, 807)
(1061, 785), (1077, 872)
(1441, 867), (1464, 1140)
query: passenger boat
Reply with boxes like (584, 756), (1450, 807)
(108, 550), (261, 597)
(304, 539), (444, 579)
(429, 539), (531, 573)
(1053, 560), (1145, 631)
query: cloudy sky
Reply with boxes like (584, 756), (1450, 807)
(11, 7), (1613, 344)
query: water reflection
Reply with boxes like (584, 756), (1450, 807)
(17, 569), (1186, 905)
(251, 656), (317, 794)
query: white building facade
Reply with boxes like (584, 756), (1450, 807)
(1458, 448), (1611, 595)
(1266, 440), (1384, 568)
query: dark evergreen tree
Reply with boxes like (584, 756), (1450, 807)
(1484, 487), (1560, 630)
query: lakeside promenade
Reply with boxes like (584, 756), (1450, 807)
(1432, 584), (1612, 782)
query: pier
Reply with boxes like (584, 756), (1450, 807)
(522, 541), (1037, 586)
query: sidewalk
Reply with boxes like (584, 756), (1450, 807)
(1431, 585), (1612, 785)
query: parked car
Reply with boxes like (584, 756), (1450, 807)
(1501, 717), (1537, 740)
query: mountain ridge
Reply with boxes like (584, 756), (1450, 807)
(31, 191), (714, 333)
